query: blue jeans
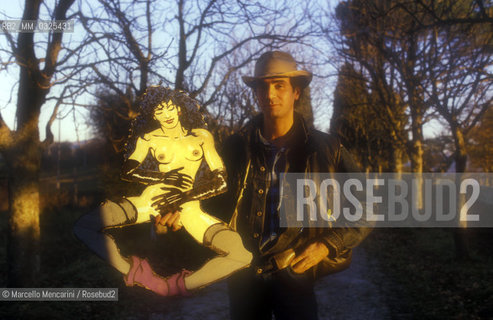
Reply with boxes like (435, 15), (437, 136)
(227, 267), (318, 320)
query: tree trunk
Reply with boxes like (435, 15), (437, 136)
(453, 128), (468, 173)
(410, 109), (424, 174)
(7, 65), (45, 287)
(410, 108), (424, 213)
(175, 0), (187, 91)
(4, 0), (75, 287)
(388, 143), (403, 174)
(295, 87), (314, 129)
(452, 126), (470, 260)
(6, 137), (41, 287)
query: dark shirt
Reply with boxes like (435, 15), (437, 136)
(257, 127), (294, 252)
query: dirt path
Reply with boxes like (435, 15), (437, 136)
(315, 247), (391, 319)
(147, 247), (390, 320)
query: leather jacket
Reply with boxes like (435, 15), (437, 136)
(206, 113), (372, 276)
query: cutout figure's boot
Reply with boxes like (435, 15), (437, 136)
(124, 256), (190, 296)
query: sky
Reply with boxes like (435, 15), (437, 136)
(0, 1), (94, 143)
(0, 0), (443, 143)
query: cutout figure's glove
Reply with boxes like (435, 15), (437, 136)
(121, 159), (193, 188)
(151, 187), (185, 215)
(186, 169), (227, 201)
(162, 167), (193, 188)
(151, 169), (227, 216)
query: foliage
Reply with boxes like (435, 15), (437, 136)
(332, 0), (493, 174)
(331, 63), (404, 172)
(89, 87), (138, 154)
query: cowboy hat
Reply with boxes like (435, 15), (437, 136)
(242, 51), (312, 88)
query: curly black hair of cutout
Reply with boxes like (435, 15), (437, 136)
(124, 86), (206, 158)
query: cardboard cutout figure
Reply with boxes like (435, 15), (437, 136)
(74, 86), (252, 296)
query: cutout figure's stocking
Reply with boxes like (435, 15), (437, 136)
(74, 199), (137, 274)
(182, 223), (252, 290)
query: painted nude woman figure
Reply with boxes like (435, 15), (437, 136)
(74, 86), (252, 296)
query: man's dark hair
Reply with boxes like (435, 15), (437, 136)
(289, 77), (306, 107)
(290, 77), (314, 128)
(289, 77), (304, 92)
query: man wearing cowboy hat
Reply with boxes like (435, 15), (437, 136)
(212, 51), (372, 320)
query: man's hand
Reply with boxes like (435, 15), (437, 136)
(154, 211), (182, 232)
(290, 242), (329, 274)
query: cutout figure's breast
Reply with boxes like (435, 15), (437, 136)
(152, 140), (203, 164)
(185, 144), (203, 161)
(154, 145), (173, 164)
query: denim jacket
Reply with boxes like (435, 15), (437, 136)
(206, 113), (372, 276)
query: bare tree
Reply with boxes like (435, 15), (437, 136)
(413, 0), (493, 27)
(78, 0), (316, 149)
(329, 0), (493, 258)
(467, 107), (493, 173)
(209, 52), (258, 142)
(424, 9), (492, 257)
(422, 2), (493, 174)
(0, 0), (76, 286)
(331, 63), (403, 172)
(77, 0), (160, 99)
(331, 0), (411, 173)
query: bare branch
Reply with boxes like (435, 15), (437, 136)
(1, 30), (17, 53)
(42, 0), (76, 86)
(42, 86), (69, 147)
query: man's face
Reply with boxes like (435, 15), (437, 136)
(255, 77), (300, 122)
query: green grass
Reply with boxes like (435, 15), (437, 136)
(362, 228), (493, 319)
